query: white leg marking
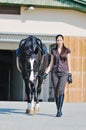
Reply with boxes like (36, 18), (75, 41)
(35, 103), (39, 109)
(27, 103), (31, 110)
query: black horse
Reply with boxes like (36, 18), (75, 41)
(16, 35), (50, 115)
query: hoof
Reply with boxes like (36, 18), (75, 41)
(26, 109), (28, 114)
(26, 109), (34, 115)
(34, 108), (39, 113)
(29, 109), (35, 115)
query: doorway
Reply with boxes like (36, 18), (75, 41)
(0, 50), (12, 100)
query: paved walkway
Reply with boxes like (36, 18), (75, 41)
(0, 101), (86, 130)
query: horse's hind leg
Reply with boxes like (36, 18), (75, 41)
(34, 103), (39, 113)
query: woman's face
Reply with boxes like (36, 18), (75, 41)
(56, 36), (64, 47)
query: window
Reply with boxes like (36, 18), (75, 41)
(0, 5), (20, 15)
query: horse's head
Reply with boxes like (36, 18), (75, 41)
(27, 53), (40, 83)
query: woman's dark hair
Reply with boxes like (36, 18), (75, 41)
(56, 34), (67, 61)
(56, 34), (64, 41)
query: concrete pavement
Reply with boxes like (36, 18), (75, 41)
(0, 101), (86, 130)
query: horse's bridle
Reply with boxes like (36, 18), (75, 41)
(26, 54), (45, 80)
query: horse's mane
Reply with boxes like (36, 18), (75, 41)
(19, 35), (44, 55)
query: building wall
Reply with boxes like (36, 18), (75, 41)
(64, 36), (86, 102)
(0, 7), (86, 36)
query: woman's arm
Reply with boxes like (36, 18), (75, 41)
(45, 54), (54, 74)
(67, 53), (71, 73)
(67, 53), (72, 83)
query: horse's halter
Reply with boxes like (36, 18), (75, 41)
(25, 52), (41, 83)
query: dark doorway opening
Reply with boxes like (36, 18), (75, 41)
(0, 50), (12, 100)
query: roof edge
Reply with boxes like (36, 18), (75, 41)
(0, 0), (86, 13)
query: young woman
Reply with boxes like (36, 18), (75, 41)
(43, 34), (72, 117)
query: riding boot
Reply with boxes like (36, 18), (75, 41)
(56, 94), (64, 117)
(55, 96), (59, 113)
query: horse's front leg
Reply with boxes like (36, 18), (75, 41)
(28, 83), (36, 115)
(24, 80), (32, 114)
(35, 77), (43, 113)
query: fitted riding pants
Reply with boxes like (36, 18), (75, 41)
(51, 71), (68, 96)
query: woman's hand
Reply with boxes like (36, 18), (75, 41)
(67, 73), (72, 84)
(42, 73), (48, 79)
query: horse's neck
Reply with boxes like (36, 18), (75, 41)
(37, 50), (42, 60)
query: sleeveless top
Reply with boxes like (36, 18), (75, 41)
(51, 48), (71, 73)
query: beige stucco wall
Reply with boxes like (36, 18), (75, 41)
(0, 7), (86, 36)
